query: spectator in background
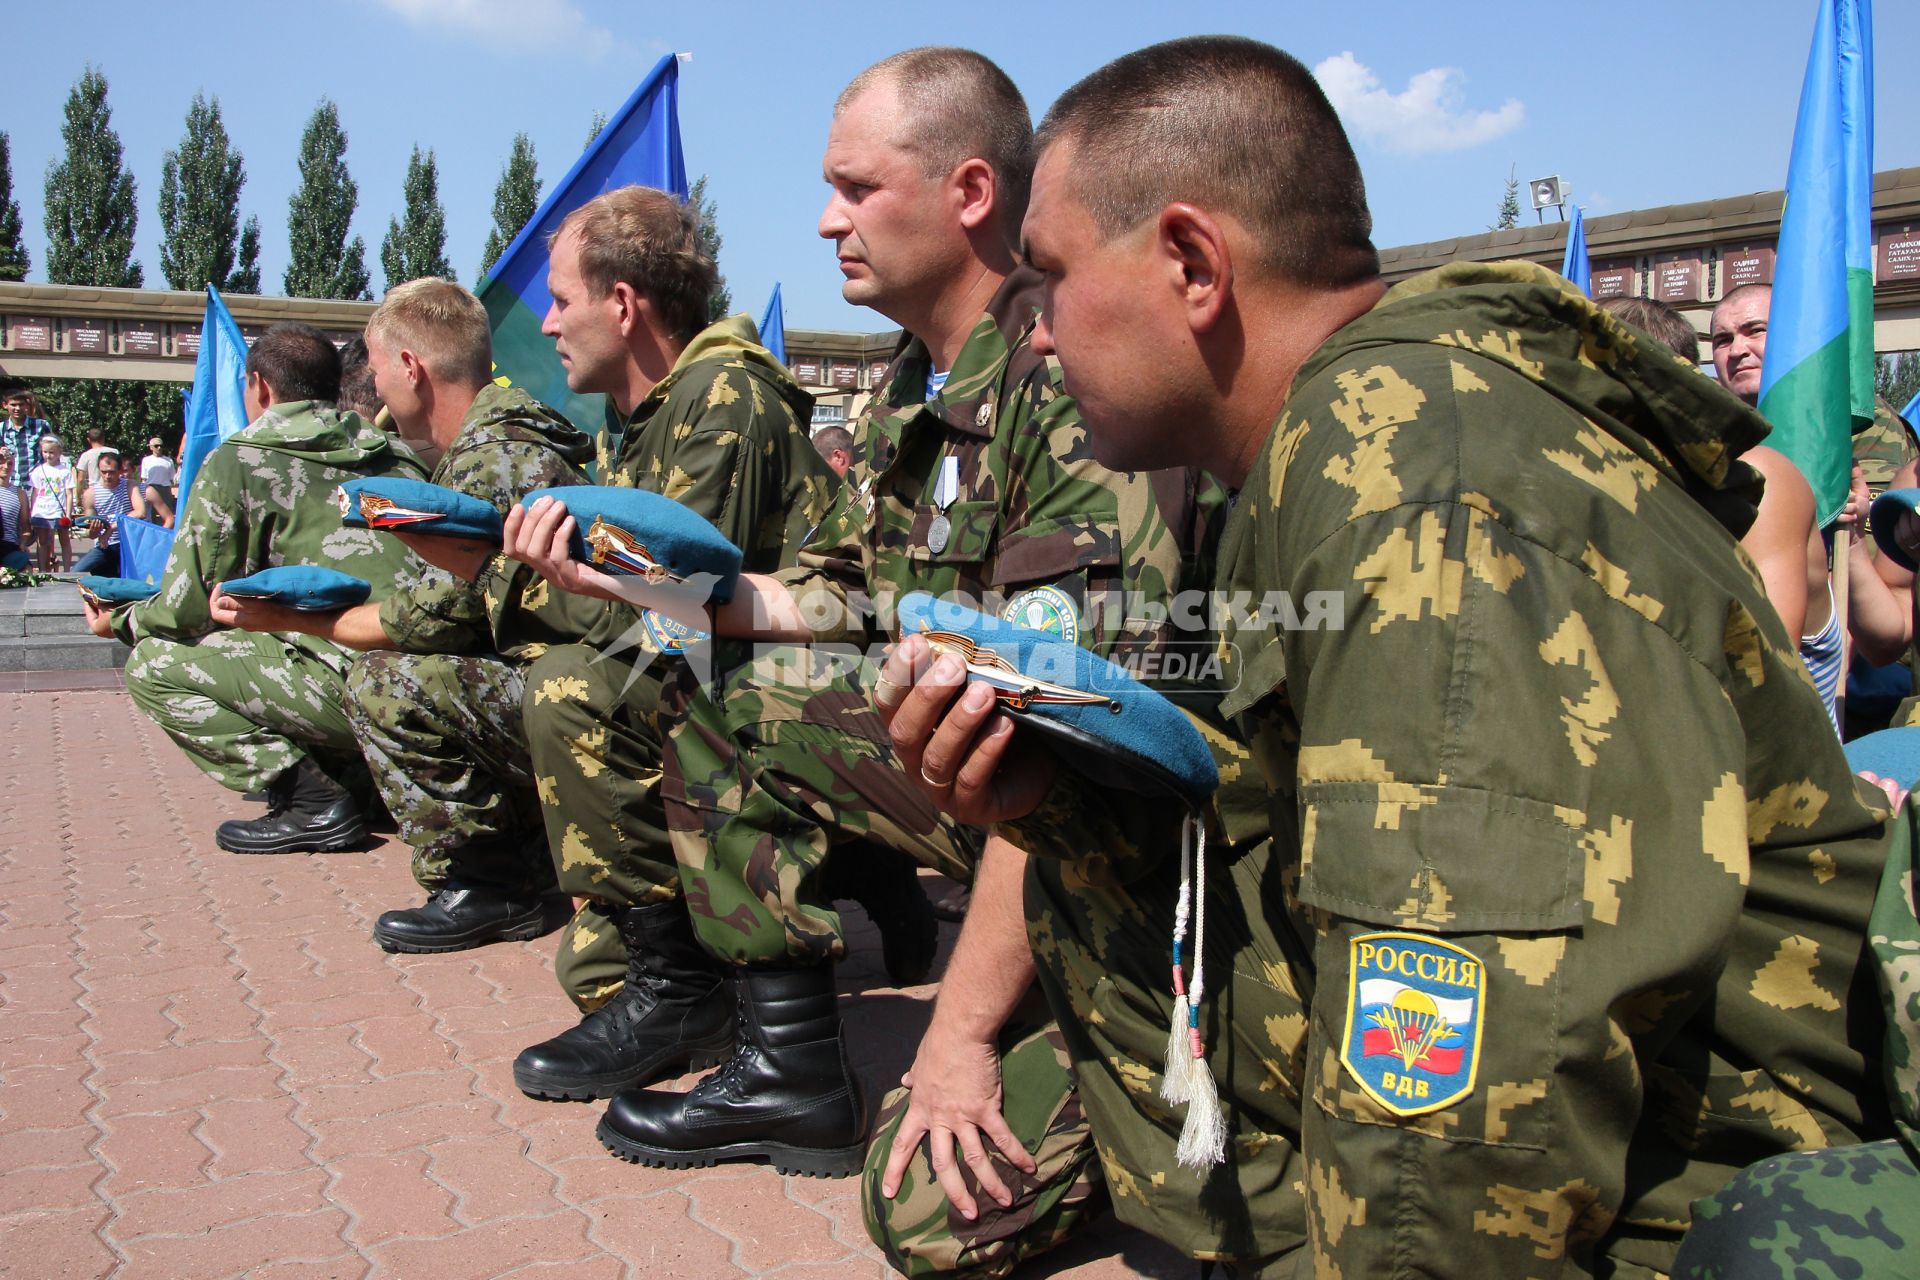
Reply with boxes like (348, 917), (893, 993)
(0, 451), (27, 570)
(140, 436), (177, 528)
(2, 388), (55, 481)
(337, 336), (387, 425)
(74, 449), (141, 576)
(810, 424), (854, 478)
(75, 427), (112, 491)
(27, 434), (76, 572)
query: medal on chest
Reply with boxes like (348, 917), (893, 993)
(927, 455), (959, 554)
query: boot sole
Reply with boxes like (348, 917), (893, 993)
(372, 915), (546, 954)
(512, 1039), (732, 1103)
(215, 819), (368, 856)
(595, 1117), (865, 1179)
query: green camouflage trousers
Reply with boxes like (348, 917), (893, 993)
(862, 1013), (1107, 1278)
(553, 900), (627, 1012)
(520, 642), (678, 908)
(125, 630), (361, 793)
(342, 652), (551, 897)
(658, 643), (980, 966)
(1026, 834), (1309, 1271)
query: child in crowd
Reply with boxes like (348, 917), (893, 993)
(27, 434), (75, 572)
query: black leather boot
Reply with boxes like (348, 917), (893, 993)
(820, 843), (941, 986)
(214, 759), (367, 855)
(513, 899), (733, 1101)
(371, 884), (549, 954)
(596, 963), (867, 1177)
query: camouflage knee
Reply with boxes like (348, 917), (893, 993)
(860, 1024), (1105, 1278)
(553, 900), (628, 1012)
(1673, 1138), (1920, 1279)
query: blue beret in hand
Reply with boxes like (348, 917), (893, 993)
(519, 486), (743, 604)
(77, 576), (159, 607)
(1844, 727), (1920, 795)
(222, 566), (373, 612)
(336, 478), (504, 542)
(895, 591), (1220, 808)
(1870, 487), (1920, 571)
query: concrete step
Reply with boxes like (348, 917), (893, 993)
(0, 635), (130, 673)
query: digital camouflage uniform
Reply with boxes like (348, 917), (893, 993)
(646, 270), (1226, 1274)
(117, 403), (431, 793)
(341, 383), (595, 897)
(1011, 261), (1899, 1277)
(516, 315), (836, 1005)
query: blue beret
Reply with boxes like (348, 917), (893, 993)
(895, 591), (1219, 808)
(520, 486), (743, 604)
(222, 566), (373, 612)
(337, 477), (504, 542)
(77, 575), (159, 606)
(1844, 727), (1920, 795)
(1871, 487), (1920, 571)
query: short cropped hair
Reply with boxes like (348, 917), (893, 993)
(1036, 36), (1378, 290)
(246, 323), (342, 404)
(811, 425), (854, 455)
(1599, 297), (1700, 363)
(85, 427), (105, 444)
(367, 277), (493, 388)
(336, 337), (383, 420)
(838, 47), (1034, 241)
(1710, 282), (1772, 332)
(552, 186), (716, 342)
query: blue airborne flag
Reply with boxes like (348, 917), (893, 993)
(176, 285), (250, 507)
(1560, 205), (1591, 296)
(1758, 0), (1875, 527)
(476, 53), (688, 440)
(758, 282), (786, 366)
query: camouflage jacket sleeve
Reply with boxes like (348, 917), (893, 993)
(1233, 346), (1889, 1276)
(111, 446), (251, 645)
(659, 378), (808, 560)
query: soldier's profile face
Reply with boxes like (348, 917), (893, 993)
(364, 331), (424, 435)
(542, 230), (625, 396)
(819, 82), (958, 322)
(1024, 144), (1192, 473)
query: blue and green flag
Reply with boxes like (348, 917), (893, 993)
(475, 53), (687, 437)
(1560, 205), (1591, 296)
(758, 282), (786, 366)
(1759, 0), (1875, 527)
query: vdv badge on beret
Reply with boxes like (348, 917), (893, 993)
(1340, 932), (1484, 1116)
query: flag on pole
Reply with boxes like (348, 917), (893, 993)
(176, 285), (250, 506)
(1560, 205), (1591, 296)
(1903, 386), (1919, 426)
(1758, 0), (1875, 527)
(117, 515), (174, 586)
(476, 53), (688, 438)
(758, 283), (786, 366)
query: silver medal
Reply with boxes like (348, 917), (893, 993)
(927, 514), (951, 554)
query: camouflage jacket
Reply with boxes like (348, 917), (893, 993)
(112, 402), (431, 674)
(488, 314), (837, 657)
(778, 268), (1214, 672)
(377, 383), (594, 654)
(1214, 261), (1894, 1276)
(1854, 394), (1919, 495)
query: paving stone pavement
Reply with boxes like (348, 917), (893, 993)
(0, 689), (1192, 1280)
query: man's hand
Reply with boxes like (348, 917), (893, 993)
(872, 633), (1056, 826)
(880, 1022), (1035, 1220)
(208, 586), (309, 635)
(390, 530), (496, 583)
(501, 498), (661, 608)
(80, 597), (114, 639)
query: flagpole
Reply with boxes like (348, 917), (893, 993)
(1833, 526), (1850, 729)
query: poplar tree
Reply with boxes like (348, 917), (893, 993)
(0, 132), (27, 282)
(380, 145), (455, 290)
(284, 100), (370, 300)
(478, 133), (539, 280)
(43, 66), (142, 287)
(1494, 165), (1521, 231)
(228, 216), (262, 294)
(158, 93), (257, 293)
(690, 175), (731, 320)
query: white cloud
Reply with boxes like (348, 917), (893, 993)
(1313, 52), (1524, 154)
(371, 0), (613, 54)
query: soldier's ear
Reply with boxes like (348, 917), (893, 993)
(951, 157), (997, 235)
(1159, 202), (1232, 335)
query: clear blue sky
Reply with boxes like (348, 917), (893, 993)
(8, 0), (1917, 332)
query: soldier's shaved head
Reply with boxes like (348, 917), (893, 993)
(1035, 36), (1377, 289)
(837, 47), (1033, 241)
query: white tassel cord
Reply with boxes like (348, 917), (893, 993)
(1164, 813), (1227, 1169)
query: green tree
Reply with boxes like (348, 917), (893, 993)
(43, 66), (142, 288)
(158, 93), (258, 293)
(1493, 165), (1520, 232)
(478, 133), (540, 281)
(229, 216), (262, 294)
(381, 146), (455, 290)
(690, 175), (732, 321)
(0, 132), (28, 282)
(285, 99), (370, 300)
(31, 377), (180, 459)
(585, 110), (607, 148)
(1878, 353), (1920, 417)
